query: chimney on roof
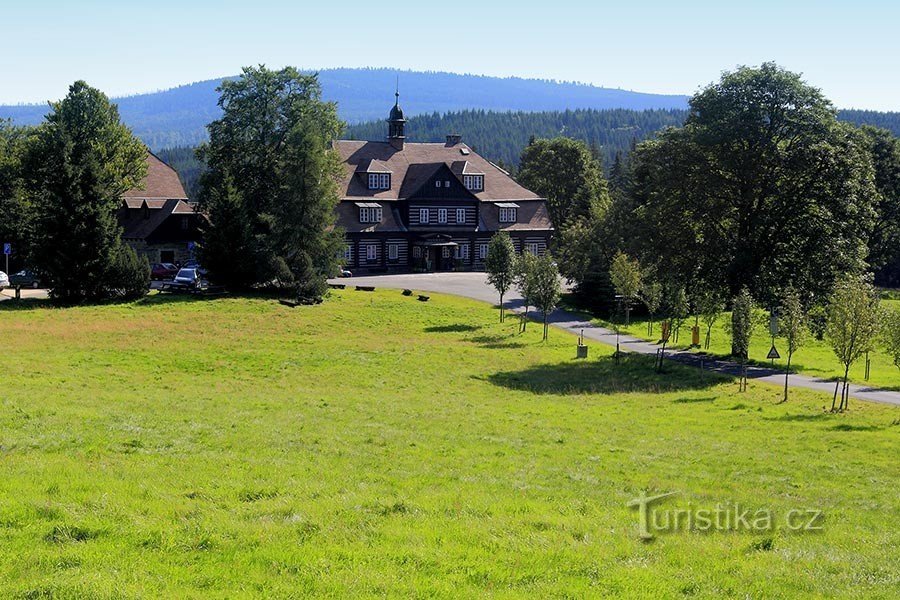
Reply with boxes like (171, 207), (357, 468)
(446, 134), (462, 146)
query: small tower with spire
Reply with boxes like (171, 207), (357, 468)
(387, 82), (406, 150)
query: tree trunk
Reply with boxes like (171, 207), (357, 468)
(831, 380), (840, 411)
(543, 313), (549, 341)
(705, 327), (712, 350)
(782, 353), (792, 403)
(499, 292), (504, 322)
(840, 365), (851, 411)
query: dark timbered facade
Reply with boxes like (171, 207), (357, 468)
(334, 94), (553, 274)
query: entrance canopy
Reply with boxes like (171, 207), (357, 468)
(417, 240), (458, 247)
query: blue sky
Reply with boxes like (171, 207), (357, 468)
(1, 0), (897, 109)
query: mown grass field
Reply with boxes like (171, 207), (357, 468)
(592, 300), (900, 390)
(1, 290), (898, 598)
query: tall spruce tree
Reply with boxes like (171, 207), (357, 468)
(199, 66), (344, 301)
(25, 81), (147, 303)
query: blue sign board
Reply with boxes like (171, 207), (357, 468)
(3, 243), (10, 255)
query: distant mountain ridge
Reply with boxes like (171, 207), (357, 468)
(0, 68), (691, 149)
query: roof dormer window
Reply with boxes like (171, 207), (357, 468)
(357, 202), (383, 223)
(498, 204), (519, 223)
(368, 173), (390, 190)
(463, 175), (484, 191)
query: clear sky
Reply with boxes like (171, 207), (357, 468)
(1, 0), (897, 110)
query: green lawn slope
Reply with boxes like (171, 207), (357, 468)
(0, 291), (897, 598)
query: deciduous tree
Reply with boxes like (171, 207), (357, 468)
(628, 63), (877, 305)
(731, 288), (756, 392)
(825, 275), (882, 411)
(517, 137), (609, 229)
(777, 287), (808, 403)
(485, 232), (517, 322)
(609, 251), (642, 325)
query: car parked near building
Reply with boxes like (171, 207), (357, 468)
(150, 262), (179, 281)
(172, 268), (201, 290)
(0, 271), (9, 289)
(9, 269), (41, 288)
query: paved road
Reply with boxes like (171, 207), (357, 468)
(0, 287), (49, 302)
(330, 273), (900, 407)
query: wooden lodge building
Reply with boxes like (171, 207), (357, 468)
(334, 93), (553, 274)
(117, 152), (203, 265)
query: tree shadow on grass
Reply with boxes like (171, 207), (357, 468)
(424, 324), (482, 333)
(467, 333), (527, 349)
(486, 353), (725, 395)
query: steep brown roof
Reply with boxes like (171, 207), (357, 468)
(479, 200), (553, 231)
(123, 152), (188, 200)
(333, 141), (543, 202)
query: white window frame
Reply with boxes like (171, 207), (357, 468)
(388, 244), (399, 261)
(456, 208), (466, 224)
(444, 180), (451, 188)
(478, 244), (488, 260)
(343, 245), (352, 260)
(435, 180), (441, 188)
(368, 173), (390, 190)
(442, 246), (451, 259)
(460, 243), (470, 260)
(499, 207), (517, 223)
(463, 175), (484, 191)
(413, 246), (422, 258)
(438, 208), (448, 224)
(419, 208), (429, 224)
(366, 244), (377, 261)
(525, 242), (540, 255)
(359, 207), (382, 223)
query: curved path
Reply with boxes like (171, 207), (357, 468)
(329, 272), (900, 407)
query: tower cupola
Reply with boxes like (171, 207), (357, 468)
(387, 88), (406, 150)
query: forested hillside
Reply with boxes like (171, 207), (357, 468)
(0, 68), (690, 149)
(160, 106), (900, 196)
(346, 108), (689, 170)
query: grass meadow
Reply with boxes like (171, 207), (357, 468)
(592, 299), (900, 390)
(0, 290), (898, 598)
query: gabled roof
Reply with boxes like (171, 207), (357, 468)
(118, 198), (196, 240)
(122, 152), (189, 200)
(333, 141), (543, 202)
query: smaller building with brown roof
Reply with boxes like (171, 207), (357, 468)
(117, 152), (202, 265)
(335, 93), (553, 273)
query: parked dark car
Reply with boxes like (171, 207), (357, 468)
(9, 269), (40, 288)
(172, 268), (201, 290)
(150, 262), (179, 281)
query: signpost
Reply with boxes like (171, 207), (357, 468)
(3, 242), (10, 278)
(768, 311), (780, 366)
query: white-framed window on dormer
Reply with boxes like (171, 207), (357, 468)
(368, 173), (390, 190)
(359, 206), (382, 223)
(499, 207), (517, 223)
(463, 175), (484, 191)
(419, 208), (429, 224)
(456, 208), (466, 224)
(438, 208), (448, 224)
